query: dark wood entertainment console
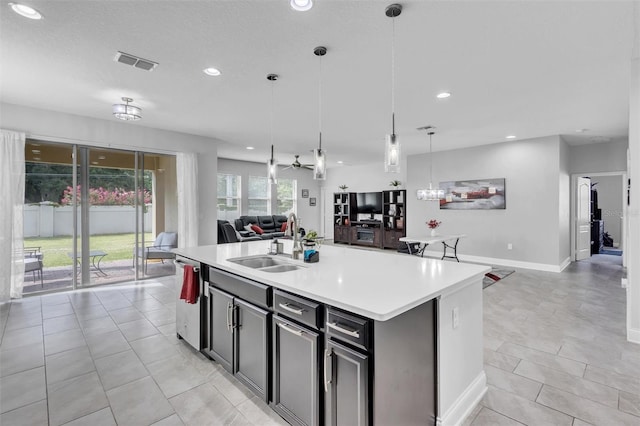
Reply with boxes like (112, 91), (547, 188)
(333, 190), (406, 249)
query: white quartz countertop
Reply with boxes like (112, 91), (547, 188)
(174, 240), (490, 321)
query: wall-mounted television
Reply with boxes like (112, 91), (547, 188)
(356, 192), (383, 215)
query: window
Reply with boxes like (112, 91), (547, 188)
(248, 175), (270, 215)
(276, 178), (297, 216)
(217, 174), (241, 220)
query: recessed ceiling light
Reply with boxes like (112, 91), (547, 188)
(505, 135), (516, 139)
(98, 155), (106, 160)
(203, 67), (221, 76)
(9, 3), (43, 19)
(31, 149), (40, 154)
(575, 128), (589, 133)
(290, 0), (313, 11)
(337, 161), (343, 164)
(246, 146), (255, 150)
(436, 92), (451, 99)
(33, 157), (41, 161)
(91, 161), (99, 165)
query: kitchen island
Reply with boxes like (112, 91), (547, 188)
(174, 239), (490, 426)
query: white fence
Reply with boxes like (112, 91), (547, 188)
(24, 203), (152, 237)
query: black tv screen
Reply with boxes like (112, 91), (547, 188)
(357, 192), (383, 214)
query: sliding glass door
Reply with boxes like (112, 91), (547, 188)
(23, 140), (175, 294)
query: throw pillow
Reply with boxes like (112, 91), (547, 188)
(251, 224), (264, 235)
(244, 224), (254, 232)
(280, 222), (287, 232)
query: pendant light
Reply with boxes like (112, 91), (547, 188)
(112, 97), (142, 121)
(267, 74), (278, 185)
(384, 3), (402, 173)
(313, 46), (327, 180)
(416, 126), (444, 201)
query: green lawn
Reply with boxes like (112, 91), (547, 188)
(25, 233), (153, 268)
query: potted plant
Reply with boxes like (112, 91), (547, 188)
(427, 219), (441, 236)
(339, 185), (348, 192)
(389, 180), (402, 188)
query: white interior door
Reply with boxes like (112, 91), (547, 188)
(576, 177), (591, 260)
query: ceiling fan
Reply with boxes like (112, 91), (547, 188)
(282, 155), (314, 171)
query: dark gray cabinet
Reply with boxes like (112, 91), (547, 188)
(235, 298), (269, 400)
(324, 339), (369, 426)
(203, 267), (437, 426)
(209, 287), (234, 372)
(272, 315), (320, 426)
(208, 286), (270, 402)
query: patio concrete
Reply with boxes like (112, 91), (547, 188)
(23, 259), (175, 294)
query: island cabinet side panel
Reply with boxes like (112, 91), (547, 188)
(438, 279), (485, 426)
(372, 299), (437, 426)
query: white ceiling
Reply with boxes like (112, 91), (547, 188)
(1, 1), (635, 168)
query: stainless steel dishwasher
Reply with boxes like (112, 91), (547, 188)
(175, 255), (204, 350)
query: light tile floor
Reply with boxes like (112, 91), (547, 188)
(0, 276), (287, 426)
(0, 253), (638, 425)
(466, 254), (640, 426)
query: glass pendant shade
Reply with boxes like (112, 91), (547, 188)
(267, 145), (277, 184)
(384, 133), (400, 173)
(112, 98), (141, 121)
(313, 148), (326, 180)
(416, 183), (444, 201)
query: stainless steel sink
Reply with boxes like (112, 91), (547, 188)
(228, 256), (283, 268)
(260, 264), (301, 273)
(227, 255), (304, 273)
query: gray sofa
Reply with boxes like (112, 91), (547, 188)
(234, 215), (288, 240)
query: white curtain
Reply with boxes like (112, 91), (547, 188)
(176, 152), (199, 248)
(1, 130), (26, 301)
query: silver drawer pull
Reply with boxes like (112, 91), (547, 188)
(324, 348), (332, 393)
(327, 322), (360, 338)
(277, 322), (304, 336)
(278, 303), (305, 315)
(226, 302), (232, 331)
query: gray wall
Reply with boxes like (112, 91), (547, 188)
(592, 175), (624, 247)
(569, 140), (628, 173)
(559, 139), (571, 264)
(218, 158), (322, 233)
(407, 136), (564, 268)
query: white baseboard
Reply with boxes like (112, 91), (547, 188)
(628, 327), (640, 344)
(437, 371), (487, 426)
(421, 251), (568, 273)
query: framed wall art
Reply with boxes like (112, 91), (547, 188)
(439, 178), (506, 210)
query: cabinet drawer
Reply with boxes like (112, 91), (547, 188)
(274, 289), (322, 330)
(209, 267), (271, 309)
(326, 308), (370, 351)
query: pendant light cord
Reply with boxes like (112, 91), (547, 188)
(318, 51), (323, 150)
(634, 1), (639, 59)
(270, 81), (274, 150)
(391, 14), (396, 135)
(429, 133), (433, 186)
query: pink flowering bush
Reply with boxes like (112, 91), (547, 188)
(61, 186), (151, 207)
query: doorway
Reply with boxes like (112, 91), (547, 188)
(571, 172), (627, 268)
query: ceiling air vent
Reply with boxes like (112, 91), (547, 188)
(114, 51), (158, 71)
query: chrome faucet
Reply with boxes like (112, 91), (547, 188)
(287, 213), (302, 259)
